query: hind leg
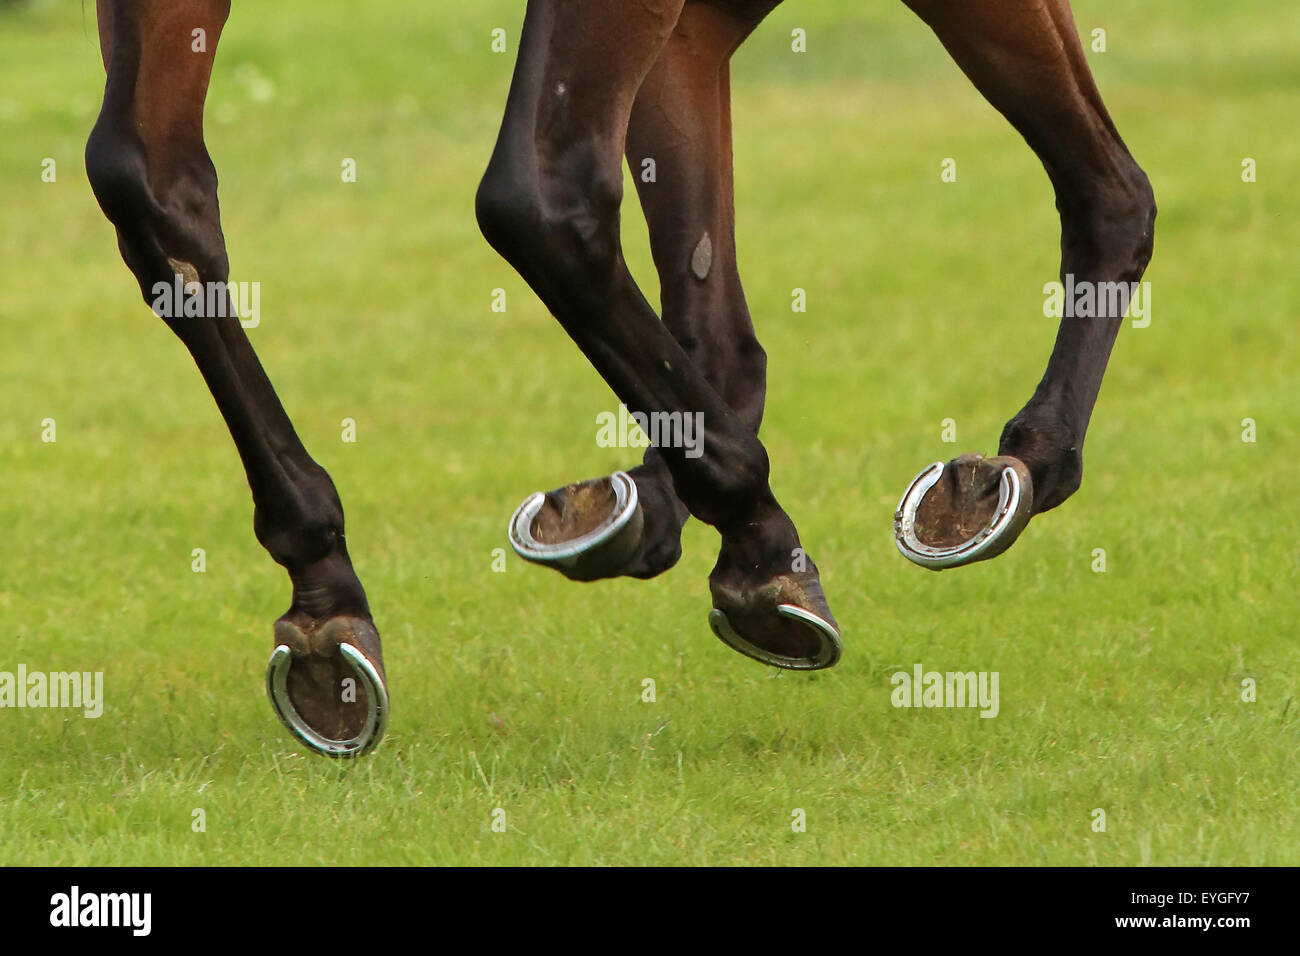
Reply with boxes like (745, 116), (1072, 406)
(895, 0), (1156, 570)
(509, 0), (780, 583)
(480, 0), (839, 669)
(87, 0), (388, 754)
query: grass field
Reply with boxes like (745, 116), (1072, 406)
(0, 0), (1296, 865)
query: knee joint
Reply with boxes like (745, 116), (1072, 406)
(86, 118), (228, 294)
(477, 151), (623, 281)
(1063, 159), (1156, 280)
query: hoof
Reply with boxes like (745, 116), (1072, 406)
(266, 616), (389, 758)
(508, 470), (644, 581)
(895, 453), (1034, 570)
(708, 575), (842, 670)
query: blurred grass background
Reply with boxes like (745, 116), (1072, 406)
(0, 0), (1296, 864)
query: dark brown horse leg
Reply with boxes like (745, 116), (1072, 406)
(895, 0), (1156, 570)
(85, 0), (388, 754)
(480, 0), (839, 668)
(511, 1), (779, 582)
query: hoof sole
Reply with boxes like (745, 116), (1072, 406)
(266, 626), (389, 758)
(508, 471), (644, 581)
(894, 455), (1033, 570)
(708, 603), (842, 671)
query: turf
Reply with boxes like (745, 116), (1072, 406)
(0, 0), (1296, 865)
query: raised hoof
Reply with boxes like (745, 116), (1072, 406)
(708, 576), (842, 671)
(266, 616), (389, 758)
(895, 453), (1034, 570)
(508, 470), (644, 581)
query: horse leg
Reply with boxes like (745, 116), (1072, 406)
(85, 0), (388, 755)
(506, 0), (780, 583)
(895, 0), (1156, 570)
(479, 0), (839, 669)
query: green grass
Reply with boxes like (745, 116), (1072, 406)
(0, 0), (1296, 865)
